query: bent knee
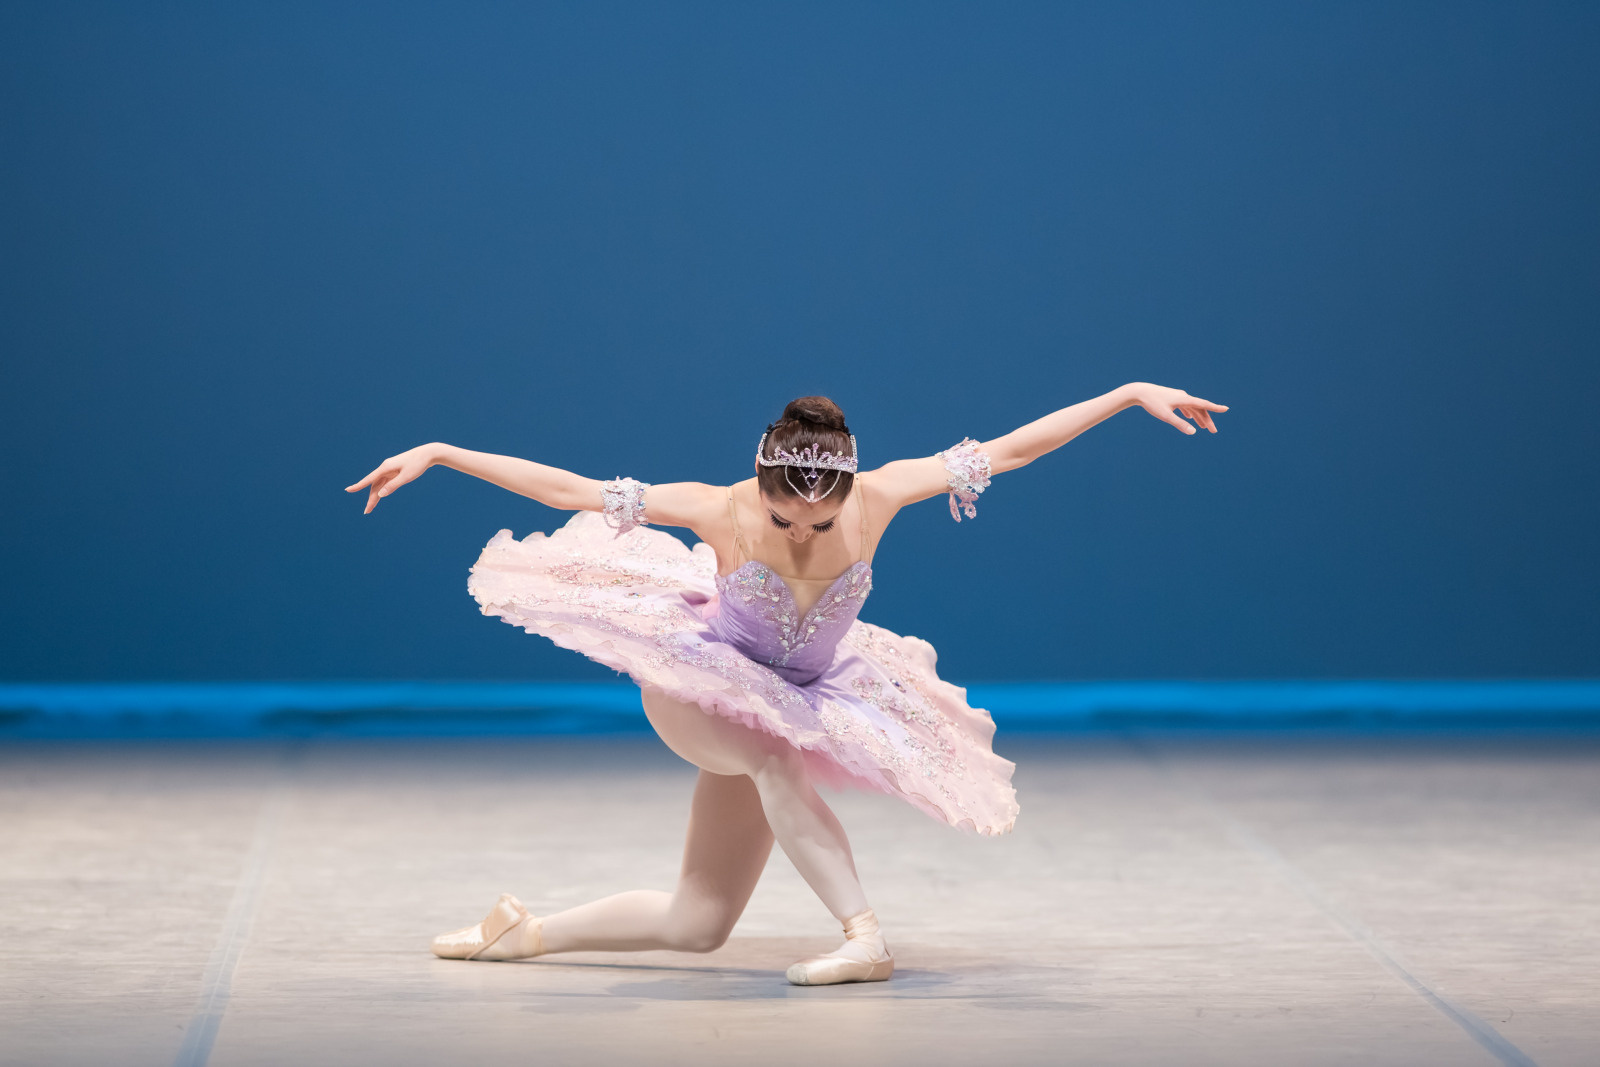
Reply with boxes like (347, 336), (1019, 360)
(669, 926), (731, 954)
(664, 913), (735, 954)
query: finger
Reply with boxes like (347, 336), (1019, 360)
(1156, 407), (1196, 434)
(378, 473), (414, 497)
(1192, 397), (1228, 412)
(349, 463), (397, 492)
(365, 485), (381, 514)
(367, 473), (393, 508)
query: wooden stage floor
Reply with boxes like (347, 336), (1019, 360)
(2, 734), (1596, 1066)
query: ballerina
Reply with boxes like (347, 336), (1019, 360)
(345, 382), (1226, 985)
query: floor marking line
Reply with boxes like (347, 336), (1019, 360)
(1133, 739), (1538, 1067)
(1211, 808), (1537, 1067)
(173, 747), (300, 1067)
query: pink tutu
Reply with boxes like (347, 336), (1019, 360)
(467, 510), (1019, 835)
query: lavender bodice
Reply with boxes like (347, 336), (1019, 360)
(708, 560), (874, 686)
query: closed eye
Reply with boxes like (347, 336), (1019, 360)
(769, 513), (836, 533)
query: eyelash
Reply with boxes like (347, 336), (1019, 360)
(770, 515), (835, 533)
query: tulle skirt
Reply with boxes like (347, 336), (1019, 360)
(466, 511), (1019, 835)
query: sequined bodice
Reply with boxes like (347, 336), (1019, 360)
(709, 559), (873, 686)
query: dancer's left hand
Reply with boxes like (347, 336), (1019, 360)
(1127, 383), (1228, 434)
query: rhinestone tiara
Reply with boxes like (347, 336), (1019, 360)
(755, 432), (859, 473)
(755, 431), (859, 502)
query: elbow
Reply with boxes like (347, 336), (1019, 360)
(564, 474), (617, 513)
(555, 486), (600, 512)
(988, 446), (1031, 476)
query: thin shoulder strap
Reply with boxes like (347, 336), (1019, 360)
(858, 474), (874, 565)
(726, 486), (752, 566)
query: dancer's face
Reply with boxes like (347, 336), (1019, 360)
(758, 488), (847, 544)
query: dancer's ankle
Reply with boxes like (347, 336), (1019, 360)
(830, 907), (888, 962)
(785, 907), (894, 985)
(477, 914), (545, 961)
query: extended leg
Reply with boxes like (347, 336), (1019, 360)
(435, 768), (771, 958)
(535, 768), (775, 953)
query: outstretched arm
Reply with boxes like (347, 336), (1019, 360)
(867, 382), (1228, 514)
(345, 443), (598, 514)
(983, 380), (1226, 471)
(344, 442), (723, 531)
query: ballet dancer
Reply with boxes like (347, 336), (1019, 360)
(345, 382), (1226, 985)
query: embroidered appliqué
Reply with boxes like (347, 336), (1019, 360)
(934, 438), (992, 522)
(599, 476), (651, 532)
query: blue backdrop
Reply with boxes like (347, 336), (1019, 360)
(3, 2), (1596, 685)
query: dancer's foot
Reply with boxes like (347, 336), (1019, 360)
(430, 893), (545, 961)
(786, 907), (894, 985)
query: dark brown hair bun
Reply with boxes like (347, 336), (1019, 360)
(779, 396), (848, 433)
(757, 395), (856, 503)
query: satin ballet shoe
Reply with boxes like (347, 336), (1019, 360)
(785, 907), (894, 986)
(430, 893), (544, 961)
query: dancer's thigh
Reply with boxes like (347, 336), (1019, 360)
(640, 686), (792, 778)
(674, 770), (774, 927)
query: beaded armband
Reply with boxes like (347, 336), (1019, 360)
(599, 476), (651, 532)
(934, 438), (992, 522)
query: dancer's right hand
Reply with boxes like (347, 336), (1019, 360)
(346, 444), (441, 514)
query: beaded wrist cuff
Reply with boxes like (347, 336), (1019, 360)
(599, 476), (651, 532)
(935, 438), (992, 522)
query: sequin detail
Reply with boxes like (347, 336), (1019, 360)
(935, 438), (992, 522)
(599, 476), (650, 532)
(714, 561), (872, 672)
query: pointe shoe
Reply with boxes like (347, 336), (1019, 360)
(785, 907), (894, 985)
(430, 893), (544, 961)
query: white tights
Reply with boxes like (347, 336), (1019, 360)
(532, 687), (874, 956)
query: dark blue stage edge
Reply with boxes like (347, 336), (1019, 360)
(3, 680), (1597, 739)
